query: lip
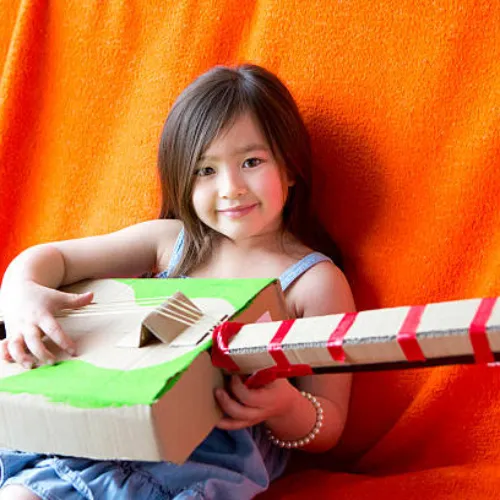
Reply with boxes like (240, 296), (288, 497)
(217, 203), (258, 219)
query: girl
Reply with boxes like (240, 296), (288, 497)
(0, 64), (355, 500)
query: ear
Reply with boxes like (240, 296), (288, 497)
(278, 160), (295, 188)
(281, 167), (295, 188)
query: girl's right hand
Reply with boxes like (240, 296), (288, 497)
(0, 280), (93, 369)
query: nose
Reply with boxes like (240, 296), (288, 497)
(218, 167), (248, 199)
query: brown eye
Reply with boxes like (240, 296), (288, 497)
(243, 158), (262, 169)
(194, 166), (216, 177)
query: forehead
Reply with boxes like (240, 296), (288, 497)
(202, 112), (271, 159)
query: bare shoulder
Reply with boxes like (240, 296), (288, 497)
(44, 218), (184, 283)
(135, 218), (183, 243)
(131, 218), (183, 236)
(104, 218), (183, 263)
(117, 219), (184, 274)
(285, 261), (356, 318)
(149, 219), (184, 271)
(287, 260), (355, 434)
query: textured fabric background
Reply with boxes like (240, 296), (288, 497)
(1, 1), (499, 497)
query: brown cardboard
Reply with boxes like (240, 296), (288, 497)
(220, 297), (500, 374)
(0, 278), (288, 463)
(0, 352), (221, 463)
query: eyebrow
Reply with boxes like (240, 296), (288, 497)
(200, 143), (270, 161)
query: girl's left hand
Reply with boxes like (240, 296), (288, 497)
(215, 375), (296, 430)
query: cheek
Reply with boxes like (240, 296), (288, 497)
(191, 185), (212, 219)
(259, 175), (288, 207)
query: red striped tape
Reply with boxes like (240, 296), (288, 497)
(268, 319), (296, 368)
(327, 312), (357, 362)
(245, 319), (313, 388)
(470, 297), (497, 364)
(397, 305), (426, 362)
(245, 364), (314, 389)
(211, 322), (243, 372)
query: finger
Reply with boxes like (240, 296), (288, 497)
(229, 375), (265, 408)
(7, 335), (35, 369)
(23, 324), (56, 365)
(38, 314), (76, 355)
(215, 388), (262, 422)
(60, 291), (94, 310)
(0, 339), (13, 362)
(216, 417), (254, 431)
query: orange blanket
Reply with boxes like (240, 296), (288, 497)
(1, 1), (499, 497)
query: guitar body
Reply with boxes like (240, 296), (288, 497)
(0, 277), (287, 463)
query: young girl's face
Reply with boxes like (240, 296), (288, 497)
(192, 112), (293, 243)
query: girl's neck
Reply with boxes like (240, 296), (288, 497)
(186, 207), (317, 278)
(217, 227), (295, 254)
(188, 228), (308, 280)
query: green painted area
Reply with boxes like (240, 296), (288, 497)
(0, 278), (274, 408)
(0, 341), (209, 408)
(116, 277), (274, 311)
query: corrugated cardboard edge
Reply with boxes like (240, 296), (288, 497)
(226, 297), (500, 372)
(0, 352), (223, 463)
(232, 281), (288, 324)
(152, 351), (223, 463)
(0, 279), (285, 462)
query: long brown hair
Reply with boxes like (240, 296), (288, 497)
(157, 64), (342, 276)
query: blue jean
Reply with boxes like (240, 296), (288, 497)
(0, 426), (289, 499)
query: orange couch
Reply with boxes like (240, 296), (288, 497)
(1, 1), (499, 498)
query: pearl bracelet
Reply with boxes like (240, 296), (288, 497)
(265, 391), (324, 448)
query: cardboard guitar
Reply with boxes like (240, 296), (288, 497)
(0, 278), (287, 464)
(0, 278), (498, 463)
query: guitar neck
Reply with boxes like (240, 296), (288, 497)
(212, 297), (500, 378)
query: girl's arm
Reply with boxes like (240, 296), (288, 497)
(265, 262), (355, 452)
(216, 262), (355, 453)
(2, 219), (182, 288)
(0, 219), (182, 367)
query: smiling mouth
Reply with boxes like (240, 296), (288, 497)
(217, 204), (258, 219)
